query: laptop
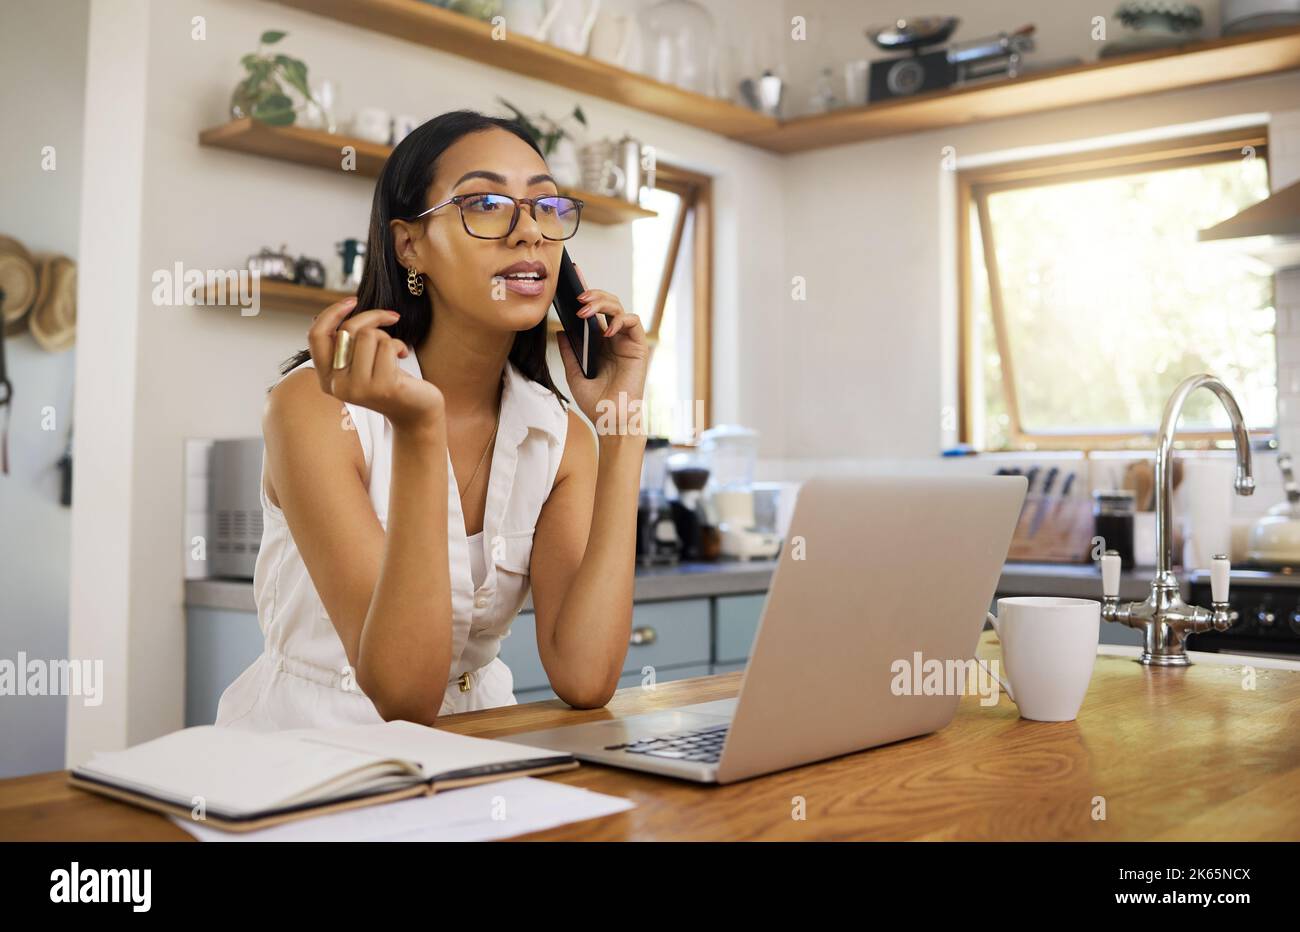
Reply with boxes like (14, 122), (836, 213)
(509, 474), (1027, 784)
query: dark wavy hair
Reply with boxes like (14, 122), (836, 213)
(280, 110), (567, 406)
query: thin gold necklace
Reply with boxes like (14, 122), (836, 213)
(456, 391), (501, 501)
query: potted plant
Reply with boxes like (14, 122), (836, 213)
(497, 97), (587, 187)
(231, 30), (319, 126)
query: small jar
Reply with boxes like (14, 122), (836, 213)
(1093, 490), (1136, 568)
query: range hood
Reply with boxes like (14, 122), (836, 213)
(1198, 178), (1300, 271)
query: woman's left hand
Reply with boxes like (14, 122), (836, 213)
(555, 264), (650, 436)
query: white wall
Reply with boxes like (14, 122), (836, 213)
(64, 0), (151, 772)
(0, 0), (89, 778)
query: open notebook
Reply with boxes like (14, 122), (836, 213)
(69, 721), (578, 832)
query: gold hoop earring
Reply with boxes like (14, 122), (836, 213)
(407, 267), (424, 296)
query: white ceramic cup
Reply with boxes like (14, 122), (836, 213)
(353, 107), (392, 145)
(984, 596), (1100, 722)
(393, 114), (420, 144)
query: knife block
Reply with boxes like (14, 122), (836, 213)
(1005, 494), (1095, 563)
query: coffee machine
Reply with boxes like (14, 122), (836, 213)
(636, 437), (681, 565)
(668, 450), (710, 560)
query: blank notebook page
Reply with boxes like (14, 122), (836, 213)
(288, 720), (564, 779)
(77, 725), (402, 816)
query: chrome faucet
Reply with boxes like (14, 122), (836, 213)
(1100, 373), (1255, 666)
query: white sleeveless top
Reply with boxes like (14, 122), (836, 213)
(214, 349), (569, 731)
(468, 531), (486, 589)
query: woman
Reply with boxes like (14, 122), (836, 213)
(215, 110), (649, 731)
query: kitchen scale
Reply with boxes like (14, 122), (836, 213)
(866, 16), (1036, 101)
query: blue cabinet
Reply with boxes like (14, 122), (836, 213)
(186, 590), (771, 716)
(185, 607), (265, 727)
(497, 612), (549, 692)
(714, 593), (766, 664)
(505, 598), (712, 703)
(625, 598), (711, 674)
(514, 663), (715, 705)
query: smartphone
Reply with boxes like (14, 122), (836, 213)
(552, 247), (602, 379)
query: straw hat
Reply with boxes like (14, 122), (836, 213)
(0, 235), (38, 337)
(28, 253), (77, 352)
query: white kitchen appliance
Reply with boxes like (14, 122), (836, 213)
(712, 488), (781, 560)
(698, 425), (778, 559)
(209, 437), (265, 579)
(1249, 452), (1300, 565)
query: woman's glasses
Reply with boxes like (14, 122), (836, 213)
(412, 192), (583, 241)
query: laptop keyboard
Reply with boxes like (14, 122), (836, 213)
(604, 723), (730, 763)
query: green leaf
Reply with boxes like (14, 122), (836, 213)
(497, 97), (525, 121)
(274, 55), (313, 102)
(242, 59), (272, 84)
(260, 30), (287, 45)
(251, 92), (295, 125)
(496, 97), (548, 144)
(572, 105), (587, 126)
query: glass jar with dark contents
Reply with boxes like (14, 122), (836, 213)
(1093, 490), (1135, 569)
(669, 452), (710, 561)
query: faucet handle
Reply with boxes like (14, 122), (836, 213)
(1101, 549), (1121, 599)
(1211, 554), (1230, 605)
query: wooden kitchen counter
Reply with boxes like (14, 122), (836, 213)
(4, 632), (1299, 841)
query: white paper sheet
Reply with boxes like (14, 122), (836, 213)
(169, 777), (634, 842)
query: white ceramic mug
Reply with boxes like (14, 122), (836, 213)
(984, 596), (1100, 722)
(392, 114), (420, 144)
(352, 107), (392, 145)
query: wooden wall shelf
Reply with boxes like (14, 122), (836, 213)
(199, 118), (657, 224)
(201, 278), (352, 315)
(202, 276), (564, 330)
(739, 26), (1300, 152)
(272, 0), (776, 139)
(270, 0), (1300, 152)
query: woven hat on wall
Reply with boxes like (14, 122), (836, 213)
(0, 235), (38, 337)
(28, 254), (77, 352)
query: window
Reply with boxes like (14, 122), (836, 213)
(959, 129), (1275, 451)
(632, 163), (712, 444)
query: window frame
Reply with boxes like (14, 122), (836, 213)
(642, 161), (714, 445)
(957, 127), (1275, 451)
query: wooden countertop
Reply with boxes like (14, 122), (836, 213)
(4, 632), (1299, 841)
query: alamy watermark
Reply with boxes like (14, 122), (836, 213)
(0, 653), (103, 706)
(593, 391), (705, 442)
(889, 651), (1002, 707)
(152, 262), (261, 316)
(49, 862), (150, 912)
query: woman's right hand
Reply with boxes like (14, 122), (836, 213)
(307, 297), (444, 432)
